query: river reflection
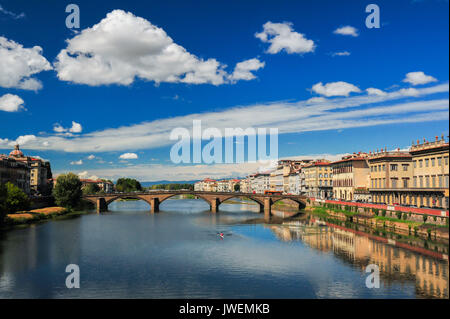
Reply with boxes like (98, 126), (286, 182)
(0, 199), (448, 298)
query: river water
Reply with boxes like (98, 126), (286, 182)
(0, 199), (448, 298)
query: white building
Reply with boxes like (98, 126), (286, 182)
(270, 167), (284, 192)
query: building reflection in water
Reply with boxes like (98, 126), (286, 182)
(269, 221), (449, 299)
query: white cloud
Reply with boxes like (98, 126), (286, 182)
(53, 124), (66, 133)
(0, 5), (25, 19)
(54, 10), (259, 86)
(366, 88), (387, 96)
(69, 121), (83, 133)
(70, 159), (83, 165)
(306, 97), (327, 103)
(0, 94), (25, 112)
(0, 36), (52, 90)
(119, 152), (138, 159)
(311, 81), (361, 97)
(53, 121), (82, 133)
(230, 58), (265, 82)
(333, 26), (359, 37)
(331, 51), (350, 57)
(9, 135), (36, 146)
(87, 154), (96, 160)
(1, 83), (447, 154)
(403, 71), (437, 86)
(399, 88), (420, 97)
(255, 21), (315, 54)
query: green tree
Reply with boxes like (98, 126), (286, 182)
(83, 183), (100, 195)
(115, 178), (142, 192)
(52, 173), (82, 208)
(4, 182), (30, 213)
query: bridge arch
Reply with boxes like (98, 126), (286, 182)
(271, 197), (306, 210)
(157, 192), (214, 208)
(218, 195), (264, 206)
(105, 195), (153, 207)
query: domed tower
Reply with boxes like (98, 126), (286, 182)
(9, 144), (24, 158)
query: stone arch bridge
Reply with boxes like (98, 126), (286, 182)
(82, 190), (307, 218)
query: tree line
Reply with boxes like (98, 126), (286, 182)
(0, 174), (146, 225)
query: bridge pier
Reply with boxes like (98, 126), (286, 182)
(96, 198), (108, 213)
(210, 198), (219, 213)
(264, 197), (272, 220)
(150, 198), (160, 213)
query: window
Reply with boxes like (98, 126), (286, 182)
(414, 176), (417, 187)
(425, 176), (430, 188)
(383, 179), (386, 188)
(390, 164), (398, 171)
(414, 161), (417, 168)
(439, 175), (443, 187)
(419, 160), (423, 168)
(391, 178), (397, 188)
(438, 157), (442, 166)
(382, 164), (385, 171)
(403, 178), (408, 188)
(402, 164), (409, 171)
(425, 158), (429, 167)
(431, 158), (435, 166)
(431, 175), (436, 188)
(445, 156), (449, 165)
(419, 176), (423, 188)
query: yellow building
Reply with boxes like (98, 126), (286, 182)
(410, 135), (449, 209)
(332, 153), (370, 201)
(303, 160), (333, 199)
(369, 149), (413, 205)
(369, 135), (449, 209)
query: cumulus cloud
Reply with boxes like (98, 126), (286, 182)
(7, 135), (37, 147)
(311, 81), (361, 97)
(0, 36), (52, 91)
(53, 121), (83, 133)
(333, 26), (359, 37)
(366, 88), (387, 96)
(403, 71), (437, 86)
(87, 154), (96, 160)
(119, 153), (138, 159)
(70, 159), (83, 165)
(230, 58), (265, 82)
(255, 21), (315, 54)
(0, 94), (25, 112)
(69, 121), (83, 133)
(54, 10), (260, 86)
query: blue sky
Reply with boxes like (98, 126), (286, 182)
(0, 0), (448, 181)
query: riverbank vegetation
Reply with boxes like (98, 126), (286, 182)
(308, 205), (448, 241)
(0, 182), (31, 225)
